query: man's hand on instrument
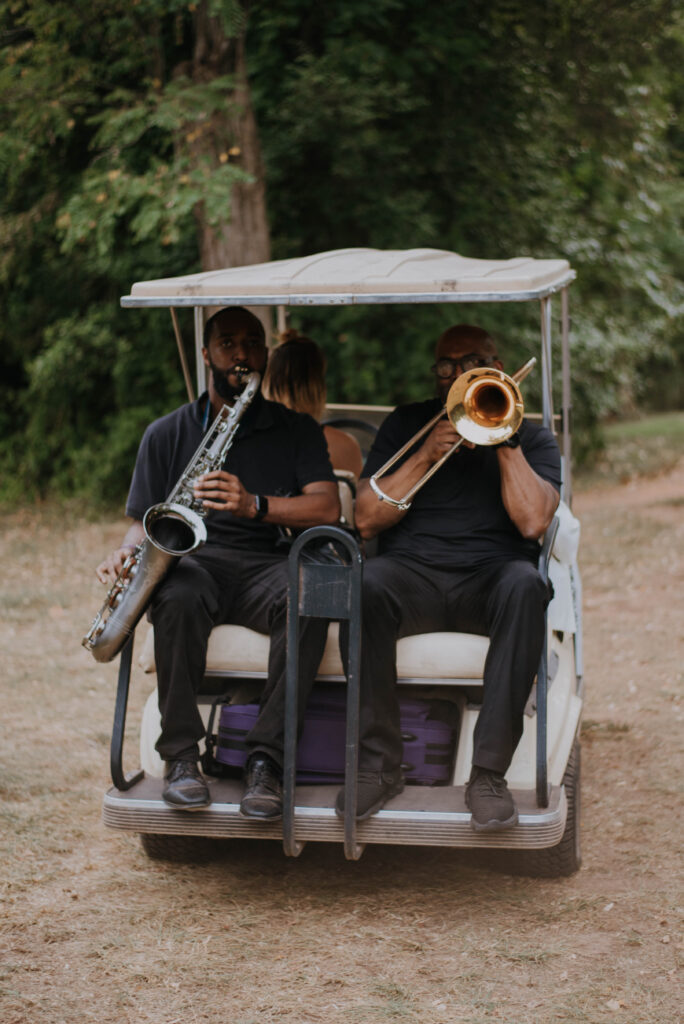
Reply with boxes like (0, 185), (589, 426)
(420, 419), (473, 464)
(194, 470), (255, 516)
(96, 545), (137, 585)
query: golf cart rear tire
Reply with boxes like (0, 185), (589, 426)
(505, 740), (582, 878)
(140, 833), (218, 863)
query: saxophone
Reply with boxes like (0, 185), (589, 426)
(82, 371), (260, 663)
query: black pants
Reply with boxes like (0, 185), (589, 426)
(150, 544), (329, 767)
(341, 555), (551, 776)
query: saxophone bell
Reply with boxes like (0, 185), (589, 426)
(143, 502), (207, 556)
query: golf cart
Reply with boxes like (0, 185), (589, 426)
(98, 248), (583, 877)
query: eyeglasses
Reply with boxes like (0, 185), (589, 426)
(430, 354), (496, 379)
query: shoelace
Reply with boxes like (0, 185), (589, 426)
(167, 760), (201, 783)
(249, 761), (281, 793)
(471, 772), (506, 798)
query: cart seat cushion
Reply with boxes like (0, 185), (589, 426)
(138, 622), (489, 681)
(552, 499), (580, 565)
(547, 500), (581, 633)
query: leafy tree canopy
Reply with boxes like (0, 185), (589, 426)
(0, 0), (681, 504)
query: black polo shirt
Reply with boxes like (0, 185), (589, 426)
(363, 399), (562, 570)
(126, 392), (336, 552)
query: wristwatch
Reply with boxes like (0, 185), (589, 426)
(496, 433), (521, 449)
(253, 494), (269, 521)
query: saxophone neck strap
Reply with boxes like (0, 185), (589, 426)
(202, 396), (212, 432)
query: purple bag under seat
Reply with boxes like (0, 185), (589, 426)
(214, 686), (457, 785)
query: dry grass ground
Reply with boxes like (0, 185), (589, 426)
(1, 463), (682, 1024)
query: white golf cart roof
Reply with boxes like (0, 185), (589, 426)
(122, 247), (574, 307)
(121, 246), (575, 499)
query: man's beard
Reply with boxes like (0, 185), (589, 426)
(208, 357), (248, 401)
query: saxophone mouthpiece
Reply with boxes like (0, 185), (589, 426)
(233, 364), (250, 383)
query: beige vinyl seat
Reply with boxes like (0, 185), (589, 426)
(138, 620), (489, 685)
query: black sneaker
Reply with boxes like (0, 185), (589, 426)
(465, 767), (518, 832)
(162, 760), (211, 810)
(240, 755), (283, 820)
(335, 769), (405, 820)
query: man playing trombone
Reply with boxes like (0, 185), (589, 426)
(337, 324), (561, 830)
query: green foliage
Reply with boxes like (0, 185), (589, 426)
(1, 308), (187, 505)
(0, 0), (235, 506)
(575, 410), (684, 487)
(0, 0), (682, 508)
(57, 74), (253, 261)
(248, 0), (684, 442)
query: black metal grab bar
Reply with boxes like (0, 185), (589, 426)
(110, 634), (144, 791)
(283, 526), (364, 860)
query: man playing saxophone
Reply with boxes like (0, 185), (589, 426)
(95, 306), (340, 815)
(336, 324), (561, 830)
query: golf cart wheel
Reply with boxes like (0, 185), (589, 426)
(507, 740), (582, 878)
(140, 833), (218, 863)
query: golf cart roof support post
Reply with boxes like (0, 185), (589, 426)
(536, 515), (559, 808)
(276, 304), (288, 338)
(169, 307), (195, 403)
(561, 287), (573, 507)
(194, 306), (207, 395)
(540, 296), (555, 432)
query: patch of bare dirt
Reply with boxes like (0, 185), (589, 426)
(1, 463), (682, 1024)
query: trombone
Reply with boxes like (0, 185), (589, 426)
(369, 357), (537, 511)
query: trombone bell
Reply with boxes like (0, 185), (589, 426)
(445, 366), (525, 446)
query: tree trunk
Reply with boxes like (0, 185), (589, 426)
(183, 2), (272, 333)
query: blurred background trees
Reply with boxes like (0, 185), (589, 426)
(1, 0), (681, 504)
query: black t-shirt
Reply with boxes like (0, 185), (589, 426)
(363, 399), (562, 570)
(126, 392), (336, 552)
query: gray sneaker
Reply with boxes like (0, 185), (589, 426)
(335, 769), (405, 820)
(465, 767), (518, 832)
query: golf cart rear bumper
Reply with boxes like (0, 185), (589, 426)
(103, 776), (567, 850)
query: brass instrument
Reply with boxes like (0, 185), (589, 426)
(82, 371), (260, 662)
(369, 358), (536, 511)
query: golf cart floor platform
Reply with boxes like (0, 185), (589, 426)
(103, 776), (567, 849)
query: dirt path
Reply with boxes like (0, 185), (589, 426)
(1, 465), (682, 1024)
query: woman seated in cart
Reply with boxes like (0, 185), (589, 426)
(263, 329), (363, 481)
